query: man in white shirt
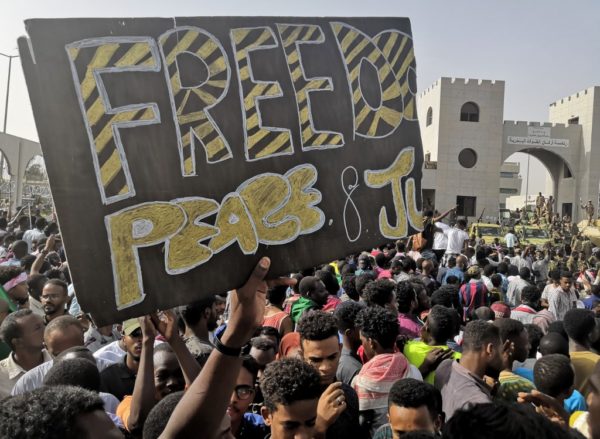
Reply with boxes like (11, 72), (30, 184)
(509, 248), (532, 271)
(93, 339), (126, 364)
(547, 272), (578, 321)
(506, 267), (533, 307)
(504, 229), (518, 249)
(93, 318), (163, 365)
(511, 285), (543, 325)
(11, 315), (113, 395)
(22, 218), (47, 253)
(532, 250), (550, 282)
(541, 272), (560, 307)
(433, 221), (450, 262)
(84, 324), (120, 353)
(0, 309), (51, 398)
(444, 219), (469, 265)
(11, 345), (113, 396)
(42, 355), (120, 415)
(481, 265), (495, 291)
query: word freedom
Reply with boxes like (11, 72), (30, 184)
(66, 22), (415, 204)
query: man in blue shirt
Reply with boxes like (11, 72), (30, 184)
(582, 284), (600, 313)
(442, 256), (466, 285)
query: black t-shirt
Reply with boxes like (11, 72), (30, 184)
(421, 219), (435, 250)
(99, 356), (136, 401)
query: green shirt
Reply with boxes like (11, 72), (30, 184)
(403, 340), (461, 384)
(290, 296), (318, 324)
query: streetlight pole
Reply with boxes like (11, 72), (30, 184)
(525, 152), (530, 210)
(0, 53), (18, 218)
(0, 53), (18, 134)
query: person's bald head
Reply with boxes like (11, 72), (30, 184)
(56, 346), (96, 365)
(539, 333), (569, 357)
(456, 256), (468, 269)
(44, 315), (84, 357)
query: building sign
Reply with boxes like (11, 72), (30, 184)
(507, 136), (569, 148)
(507, 125), (569, 148)
(19, 17), (423, 324)
(23, 183), (51, 198)
(527, 126), (551, 138)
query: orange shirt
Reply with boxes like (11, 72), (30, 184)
(262, 311), (288, 332)
(116, 395), (133, 431)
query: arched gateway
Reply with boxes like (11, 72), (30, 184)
(418, 77), (599, 222)
(0, 132), (43, 213)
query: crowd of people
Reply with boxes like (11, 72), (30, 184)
(0, 207), (599, 438)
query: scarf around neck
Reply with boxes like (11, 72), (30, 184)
(291, 296), (318, 323)
(352, 352), (410, 410)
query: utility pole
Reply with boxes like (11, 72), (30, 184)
(525, 153), (530, 209)
(0, 53), (18, 134)
(0, 53), (19, 217)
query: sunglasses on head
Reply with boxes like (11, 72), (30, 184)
(234, 385), (255, 400)
(128, 329), (143, 338)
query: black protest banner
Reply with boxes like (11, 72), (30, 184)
(19, 17), (423, 325)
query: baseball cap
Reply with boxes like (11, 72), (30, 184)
(122, 318), (141, 336)
(490, 302), (511, 319)
(466, 265), (481, 276)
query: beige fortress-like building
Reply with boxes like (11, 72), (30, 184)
(418, 77), (600, 222)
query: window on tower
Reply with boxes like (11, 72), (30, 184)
(460, 101), (479, 122)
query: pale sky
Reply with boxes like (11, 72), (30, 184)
(1, 0), (599, 194)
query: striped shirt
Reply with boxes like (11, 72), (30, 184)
(459, 280), (490, 321)
(547, 286), (578, 320)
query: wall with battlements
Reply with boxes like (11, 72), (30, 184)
(417, 77), (506, 220)
(549, 87), (600, 208)
(418, 77), (599, 222)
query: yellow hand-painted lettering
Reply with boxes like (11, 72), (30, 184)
(105, 202), (186, 308)
(364, 147), (415, 239)
(238, 174), (300, 244)
(166, 198), (220, 274)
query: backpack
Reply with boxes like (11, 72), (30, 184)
(411, 232), (427, 252)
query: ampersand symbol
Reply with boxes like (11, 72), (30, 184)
(341, 166), (362, 242)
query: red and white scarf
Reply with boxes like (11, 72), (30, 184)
(352, 353), (410, 411)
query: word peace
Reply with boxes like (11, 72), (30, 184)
(106, 164), (323, 308)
